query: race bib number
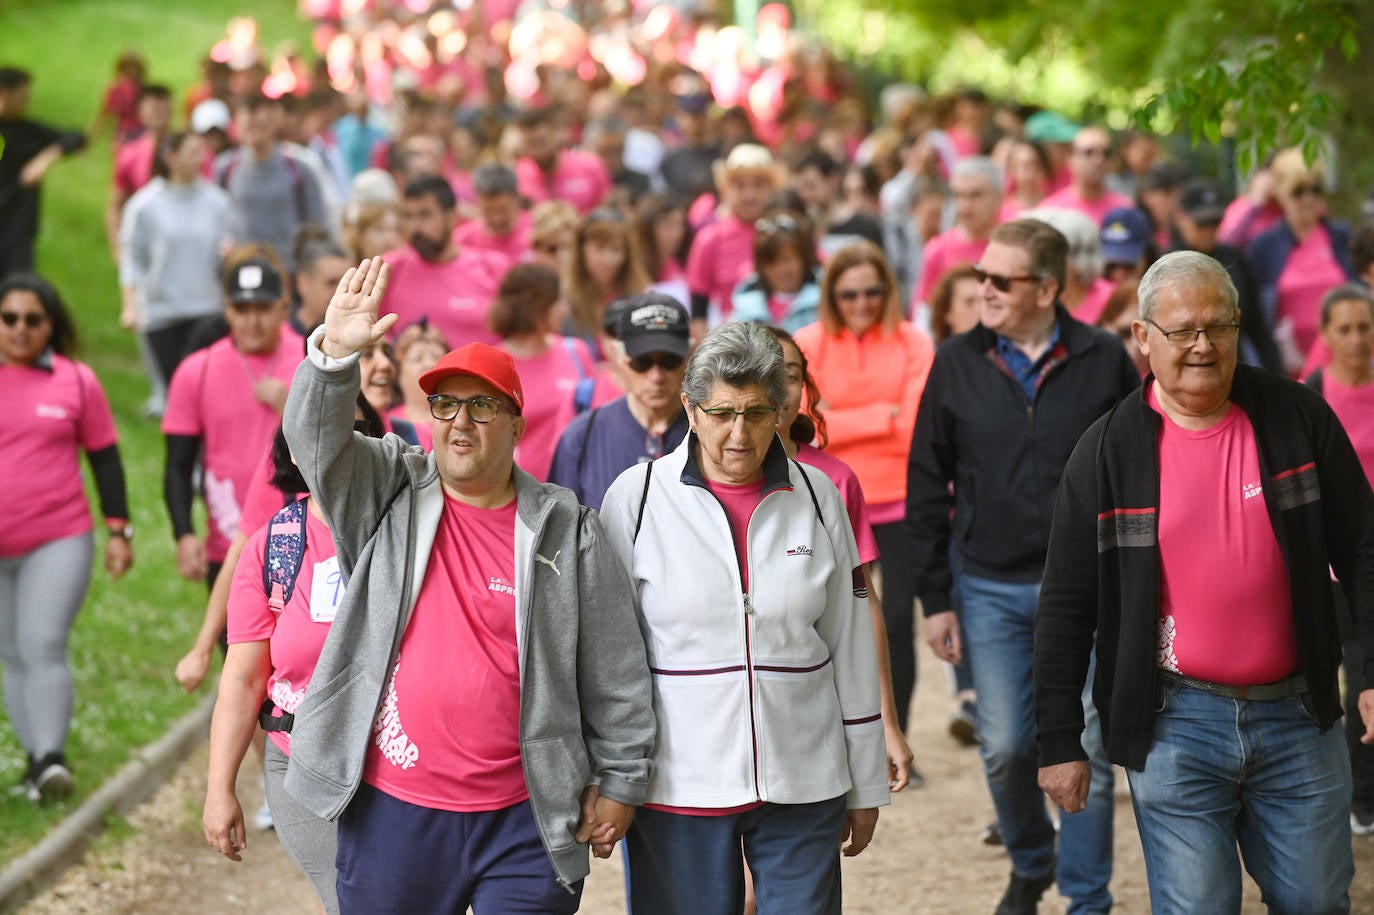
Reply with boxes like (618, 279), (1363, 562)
(309, 556), (345, 623)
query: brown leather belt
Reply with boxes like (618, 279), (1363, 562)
(1159, 668), (1308, 701)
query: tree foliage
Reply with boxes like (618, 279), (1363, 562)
(795, 0), (1361, 172)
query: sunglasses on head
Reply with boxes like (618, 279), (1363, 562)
(0, 311), (46, 328)
(972, 263), (1042, 293)
(628, 352), (685, 373)
(756, 214), (800, 235)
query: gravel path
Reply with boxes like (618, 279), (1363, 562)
(20, 641), (1374, 914)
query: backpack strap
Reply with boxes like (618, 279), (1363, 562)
(262, 497), (309, 611)
(790, 458), (826, 526)
(390, 417), (420, 446)
(633, 459), (654, 543)
(563, 336), (595, 414)
(575, 406), (601, 489)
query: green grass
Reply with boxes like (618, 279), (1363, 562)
(0, 0), (310, 867)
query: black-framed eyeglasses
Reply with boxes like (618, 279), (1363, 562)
(0, 311), (47, 328)
(628, 352), (685, 374)
(427, 393), (512, 423)
(836, 285), (885, 303)
(694, 403), (777, 428)
(972, 263), (1042, 293)
(756, 214), (800, 235)
(1145, 319), (1241, 348)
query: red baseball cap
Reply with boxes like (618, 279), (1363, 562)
(418, 343), (524, 412)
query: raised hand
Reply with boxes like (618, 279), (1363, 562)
(322, 258), (399, 359)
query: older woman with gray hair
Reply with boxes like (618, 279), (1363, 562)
(1023, 206), (1114, 321)
(599, 321), (890, 914)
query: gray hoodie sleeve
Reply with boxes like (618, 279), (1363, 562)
(284, 327), (415, 563)
(573, 505), (656, 805)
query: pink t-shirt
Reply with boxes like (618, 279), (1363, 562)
(1073, 277), (1118, 327)
(453, 212), (533, 264)
(515, 150), (612, 215)
(0, 358), (119, 557)
(113, 133), (157, 199)
(227, 502), (339, 755)
(510, 337), (597, 482)
(238, 447), (288, 540)
(1039, 185), (1134, 227)
(1275, 224), (1348, 360)
(1151, 386), (1297, 685)
(382, 245), (510, 349)
(1324, 374), (1374, 485)
(363, 497), (526, 812)
(388, 406), (435, 451)
(161, 330), (303, 562)
(797, 444), (879, 565)
(915, 229), (989, 307)
(686, 214), (757, 320)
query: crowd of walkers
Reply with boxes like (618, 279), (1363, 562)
(3, 1), (1374, 913)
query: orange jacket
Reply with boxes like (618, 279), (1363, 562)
(794, 321), (935, 507)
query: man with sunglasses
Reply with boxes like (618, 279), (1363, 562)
(1041, 127), (1133, 228)
(549, 293), (692, 511)
(280, 257), (654, 912)
(907, 218), (1138, 915)
(1035, 251), (1374, 914)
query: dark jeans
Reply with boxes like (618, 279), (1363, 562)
(1337, 587), (1374, 815)
(146, 319), (204, 392)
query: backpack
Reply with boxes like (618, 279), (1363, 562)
(263, 497), (309, 611)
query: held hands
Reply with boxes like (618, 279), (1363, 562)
(322, 258), (398, 359)
(841, 808), (879, 857)
(203, 788), (247, 862)
(575, 785), (635, 859)
(1038, 760), (1091, 814)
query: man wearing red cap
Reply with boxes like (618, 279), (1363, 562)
(280, 258), (655, 912)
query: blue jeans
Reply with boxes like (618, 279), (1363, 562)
(626, 797), (846, 915)
(958, 573), (1114, 914)
(1126, 679), (1353, 915)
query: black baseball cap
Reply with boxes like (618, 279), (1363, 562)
(224, 257), (285, 303)
(617, 293), (690, 359)
(1179, 177), (1229, 225)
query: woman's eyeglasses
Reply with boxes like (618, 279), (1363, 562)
(972, 264), (1042, 293)
(628, 353), (685, 373)
(694, 404), (777, 428)
(427, 394), (512, 423)
(0, 312), (47, 329)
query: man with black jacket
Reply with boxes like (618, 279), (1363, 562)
(1035, 251), (1374, 914)
(908, 219), (1138, 915)
(1170, 177), (1283, 373)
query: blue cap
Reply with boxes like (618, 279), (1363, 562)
(1099, 208), (1151, 264)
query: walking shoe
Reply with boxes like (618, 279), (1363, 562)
(948, 701), (979, 746)
(32, 753), (73, 802)
(254, 800), (275, 831)
(993, 865), (1055, 915)
(1352, 809), (1374, 836)
(980, 821), (1003, 846)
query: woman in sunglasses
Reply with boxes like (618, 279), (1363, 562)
(1247, 147), (1356, 377)
(730, 210), (823, 333)
(599, 321), (889, 913)
(795, 241), (935, 743)
(0, 273), (133, 802)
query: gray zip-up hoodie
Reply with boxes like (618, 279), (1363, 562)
(282, 330), (656, 889)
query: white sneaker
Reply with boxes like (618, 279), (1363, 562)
(1352, 810), (1374, 836)
(254, 801), (274, 831)
(33, 755), (73, 802)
